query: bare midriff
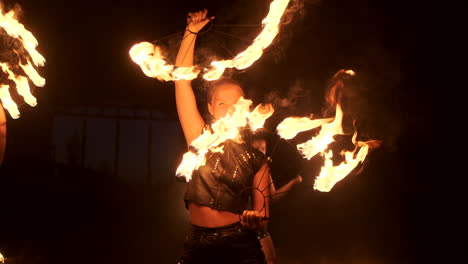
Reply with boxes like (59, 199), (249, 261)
(189, 203), (240, 227)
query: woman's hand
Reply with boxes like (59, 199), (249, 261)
(186, 9), (214, 34)
(241, 210), (267, 231)
(293, 175), (303, 185)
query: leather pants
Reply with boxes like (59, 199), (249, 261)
(178, 221), (266, 264)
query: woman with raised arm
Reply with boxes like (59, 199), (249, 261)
(175, 9), (271, 264)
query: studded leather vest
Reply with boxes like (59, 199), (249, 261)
(183, 139), (266, 215)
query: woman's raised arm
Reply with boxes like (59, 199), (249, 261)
(174, 9), (213, 146)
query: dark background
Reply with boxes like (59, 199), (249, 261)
(0, 0), (437, 263)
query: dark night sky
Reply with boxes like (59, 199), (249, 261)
(0, 0), (440, 263)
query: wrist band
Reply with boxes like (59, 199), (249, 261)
(186, 28), (198, 35)
(257, 224), (269, 240)
(257, 230), (270, 240)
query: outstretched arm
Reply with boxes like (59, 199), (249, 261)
(271, 175), (303, 203)
(174, 9), (213, 146)
(0, 103), (6, 165)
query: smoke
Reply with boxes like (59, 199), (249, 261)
(261, 79), (318, 133)
(0, 1), (22, 18)
(265, 79), (310, 110)
(321, 69), (402, 152)
(269, 0), (313, 64)
(280, 0), (307, 26)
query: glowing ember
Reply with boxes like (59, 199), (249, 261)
(176, 97), (273, 181)
(0, 6), (46, 119)
(0, 252), (4, 263)
(129, 0), (292, 82)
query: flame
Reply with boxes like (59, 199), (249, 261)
(129, 42), (175, 81)
(0, 251), (4, 263)
(130, 0), (292, 81)
(171, 65), (376, 192)
(297, 104), (344, 160)
(0, 63), (37, 107)
(0, 84), (20, 119)
(345, 69), (355, 76)
(313, 132), (371, 192)
(129, 42), (201, 81)
(248, 103), (274, 131)
(0, 7), (46, 119)
(20, 61), (46, 87)
(176, 96), (375, 187)
(277, 116), (333, 140)
(203, 0), (291, 81)
(277, 99), (374, 192)
(176, 97), (274, 181)
(175, 151), (208, 181)
(0, 10), (45, 67)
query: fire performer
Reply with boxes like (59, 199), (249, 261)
(175, 9), (271, 263)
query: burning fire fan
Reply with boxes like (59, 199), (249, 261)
(0, 3), (46, 165)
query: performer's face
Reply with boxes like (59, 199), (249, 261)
(208, 83), (244, 120)
(251, 139), (266, 154)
